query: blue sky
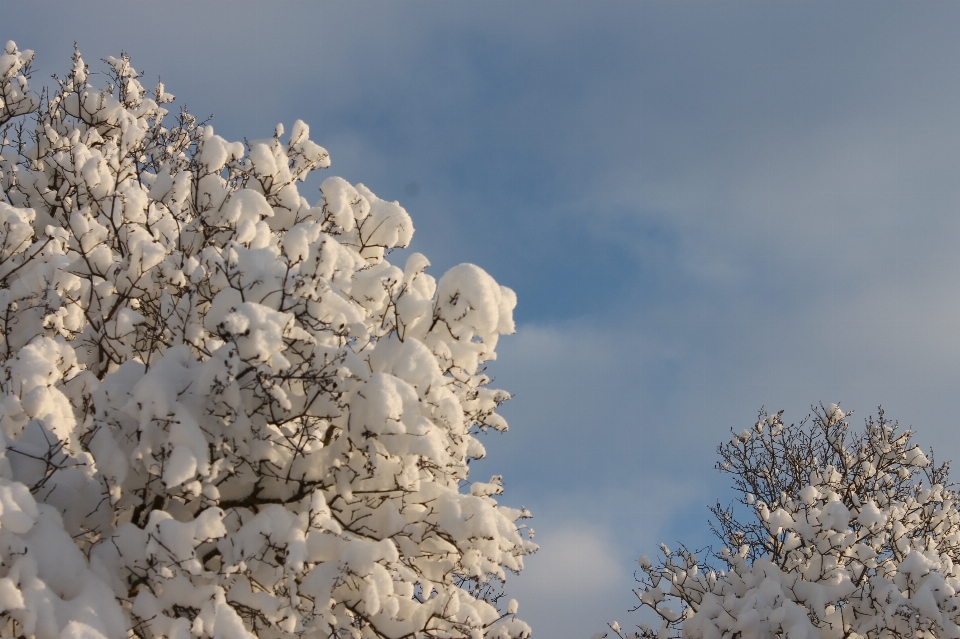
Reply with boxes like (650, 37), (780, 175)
(7, 2), (960, 636)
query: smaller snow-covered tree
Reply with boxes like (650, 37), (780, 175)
(615, 405), (960, 639)
(0, 42), (535, 639)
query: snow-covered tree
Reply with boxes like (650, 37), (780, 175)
(0, 41), (535, 639)
(613, 405), (960, 639)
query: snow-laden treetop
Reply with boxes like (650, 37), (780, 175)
(0, 42), (535, 639)
(617, 406), (959, 639)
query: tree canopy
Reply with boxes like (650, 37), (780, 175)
(616, 405), (960, 639)
(0, 42), (535, 639)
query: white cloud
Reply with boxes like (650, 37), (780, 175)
(505, 524), (629, 639)
(519, 526), (623, 596)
